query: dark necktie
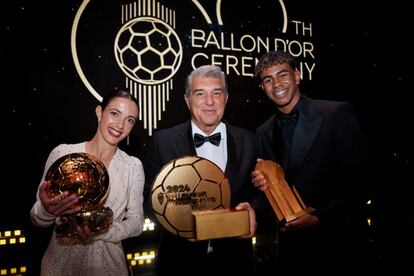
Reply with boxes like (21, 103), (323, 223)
(275, 109), (299, 127)
(193, 132), (221, 148)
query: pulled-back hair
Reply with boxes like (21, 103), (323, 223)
(100, 89), (139, 111)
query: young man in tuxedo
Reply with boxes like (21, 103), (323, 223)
(251, 51), (370, 272)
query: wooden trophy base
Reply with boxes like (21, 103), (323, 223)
(192, 209), (250, 240)
(256, 160), (315, 222)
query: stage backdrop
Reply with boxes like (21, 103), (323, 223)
(2, 0), (411, 274)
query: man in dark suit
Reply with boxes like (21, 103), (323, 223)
(251, 51), (370, 272)
(144, 65), (258, 275)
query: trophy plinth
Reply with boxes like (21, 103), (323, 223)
(256, 160), (315, 222)
(55, 207), (113, 238)
(45, 152), (113, 239)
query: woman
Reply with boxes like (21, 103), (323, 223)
(30, 89), (145, 276)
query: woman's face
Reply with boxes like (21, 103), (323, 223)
(96, 97), (139, 145)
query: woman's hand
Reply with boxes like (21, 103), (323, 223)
(76, 224), (94, 244)
(39, 181), (81, 216)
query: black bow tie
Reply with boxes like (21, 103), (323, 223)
(193, 132), (221, 148)
(276, 109), (299, 127)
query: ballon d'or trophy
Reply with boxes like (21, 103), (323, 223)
(256, 160), (315, 222)
(151, 156), (249, 241)
(45, 152), (113, 240)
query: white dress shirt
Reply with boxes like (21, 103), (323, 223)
(191, 121), (227, 173)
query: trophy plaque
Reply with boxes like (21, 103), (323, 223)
(256, 160), (315, 222)
(151, 156), (232, 240)
(45, 152), (113, 238)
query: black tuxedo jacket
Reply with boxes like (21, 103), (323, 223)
(143, 120), (258, 275)
(255, 95), (370, 269)
(257, 96), (369, 222)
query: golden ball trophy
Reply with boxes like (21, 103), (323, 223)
(151, 156), (249, 241)
(45, 152), (113, 240)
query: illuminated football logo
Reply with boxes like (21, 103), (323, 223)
(72, 0), (291, 136)
(114, 17), (182, 85)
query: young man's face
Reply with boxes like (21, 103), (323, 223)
(260, 63), (301, 113)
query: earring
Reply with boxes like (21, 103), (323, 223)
(127, 135), (130, 146)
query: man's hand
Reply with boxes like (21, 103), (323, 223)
(235, 202), (256, 239)
(251, 158), (268, 191)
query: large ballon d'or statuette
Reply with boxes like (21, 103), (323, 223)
(45, 152), (113, 238)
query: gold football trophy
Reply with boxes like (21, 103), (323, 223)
(151, 156), (249, 240)
(45, 152), (113, 238)
(256, 160), (315, 222)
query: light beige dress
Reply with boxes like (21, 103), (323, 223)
(30, 142), (145, 276)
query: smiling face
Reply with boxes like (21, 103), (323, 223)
(260, 63), (301, 114)
(185, 76), (228, 134)
(96, 97), (139, 146)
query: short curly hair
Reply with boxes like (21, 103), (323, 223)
(254, 51), (298, 78)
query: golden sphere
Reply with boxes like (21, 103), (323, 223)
(45, 152), (109, 211)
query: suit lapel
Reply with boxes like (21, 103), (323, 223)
(290, 102), (321, 171)
(176, 121), (197, 156)
(264, 117), (279, 161)
(263, 117), (290, 169)
(225, 126), (237, 176)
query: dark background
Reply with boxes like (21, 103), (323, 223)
(2, 0), (412, 274)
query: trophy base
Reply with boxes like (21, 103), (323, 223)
(55, 206), (113, 238)
(193, 209), (249, 241)
(284, 207), (316, 222)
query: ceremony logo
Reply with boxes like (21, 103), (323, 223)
(71, 0), (315, 136)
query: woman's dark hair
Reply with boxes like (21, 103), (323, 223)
(100, 89), (139, 110)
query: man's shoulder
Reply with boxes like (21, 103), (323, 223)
(307, 98), (354, 119)
(227, 123), (252, 133)
(306, 96), (350, 111)
(226, 122), (255, 138)
(153, 121), (188, 137)
(256, 115), (276, 133)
